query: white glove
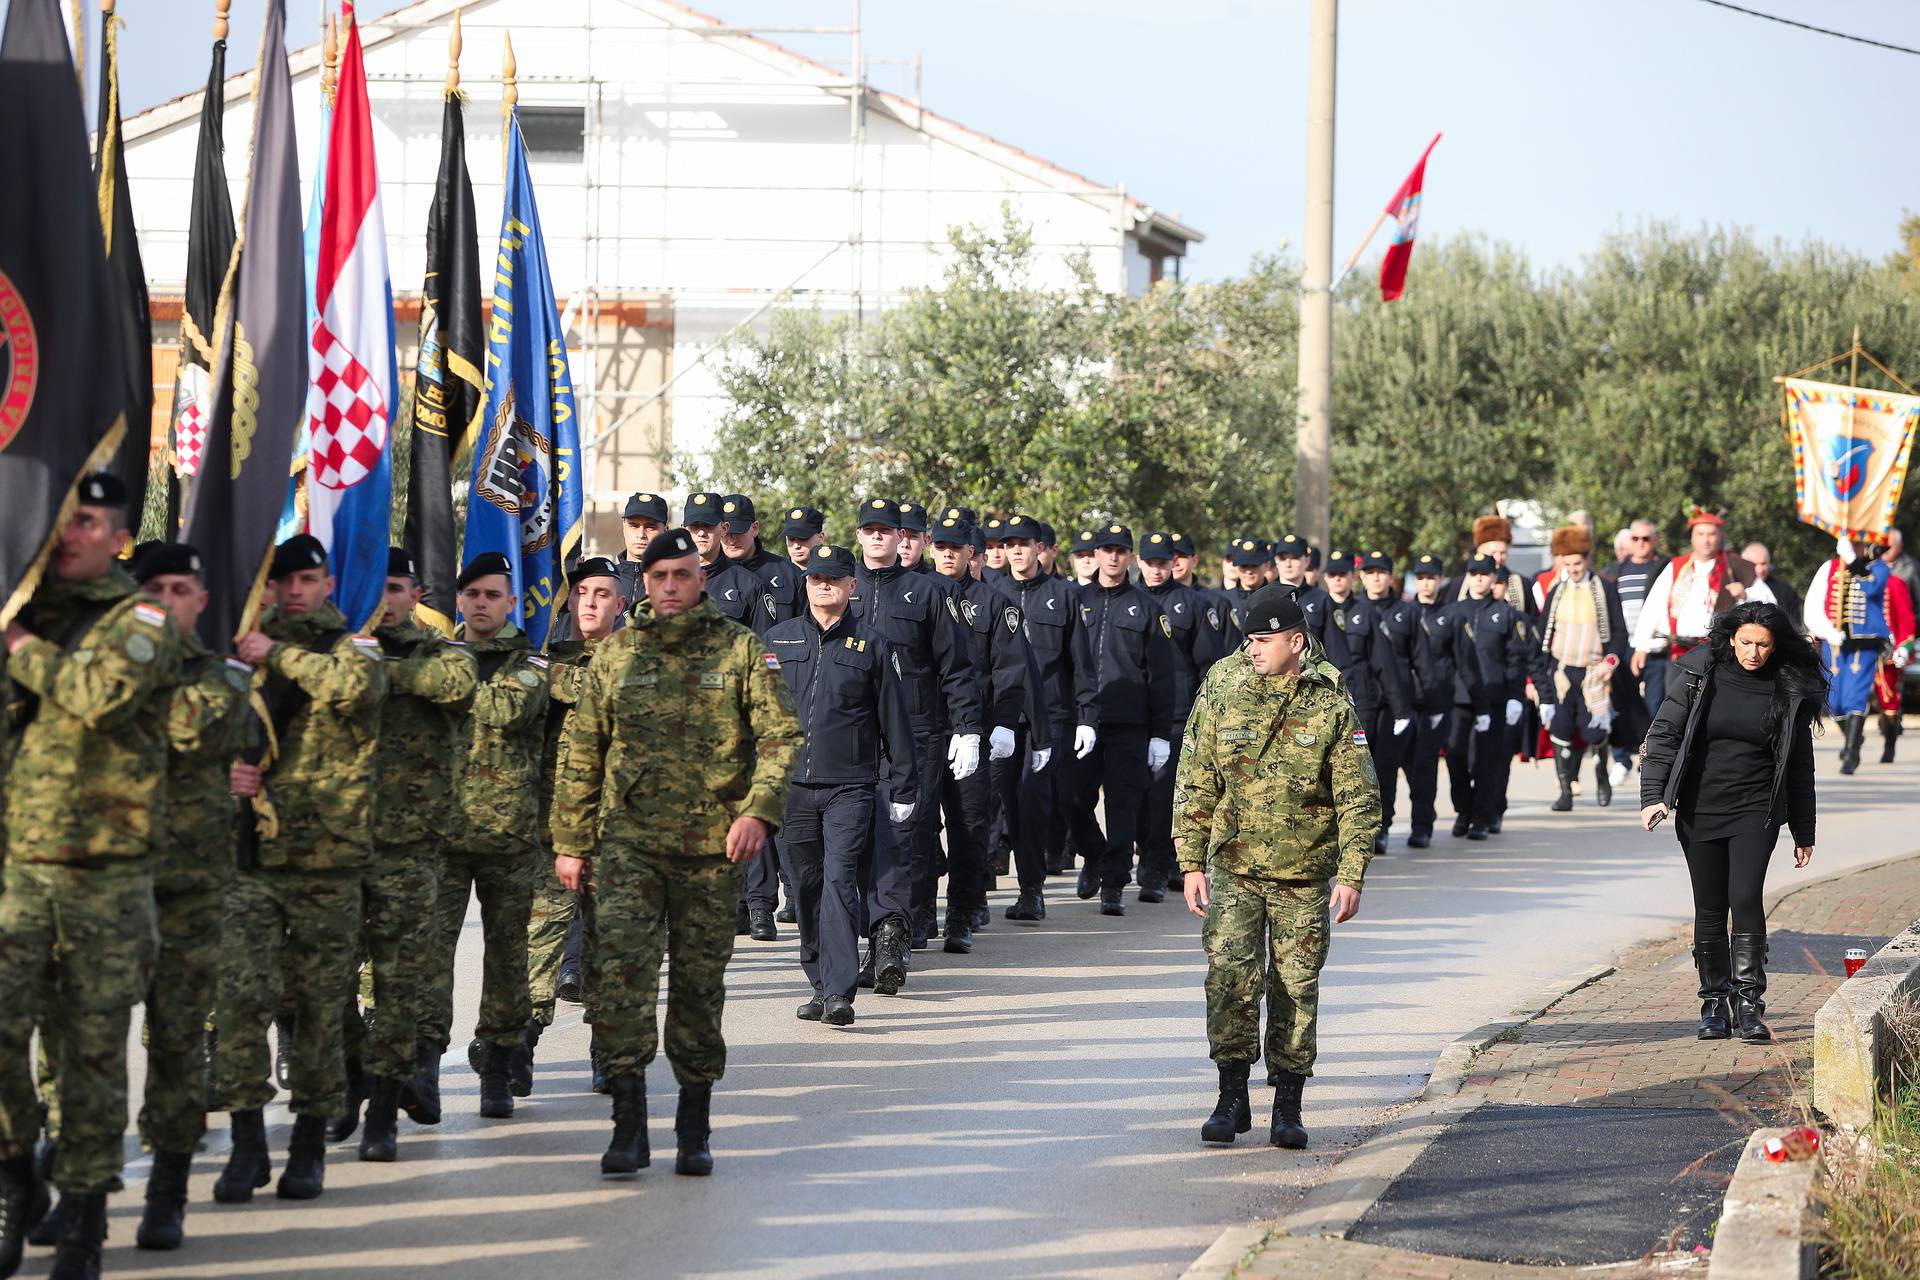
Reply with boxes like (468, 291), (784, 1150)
(948, 732), (981, 781)
(1074, 725), (1097, 759)
(1147, 737), (1171, 771)
(1427, 713), (1443, 730)
(1837, 534), (1857, 566)
(1474, 714), (1492, 733)
(1392, 718), (1410, 737)
(1029, 747), (1053, 773)
(889, 801), (915, 824)
(1586, 710), (1613, 734)
(989, 726), (1017, 761)
(1504, 698), (1523, 727)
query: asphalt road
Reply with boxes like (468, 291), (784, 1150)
(58, 745), (1920, 1279)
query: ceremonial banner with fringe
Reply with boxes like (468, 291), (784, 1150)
(1783, 377), (1920, 542)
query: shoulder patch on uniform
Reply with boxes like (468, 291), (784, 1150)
(1004, 606), (1020, 635)
(762, 652), (781, 671)
(1207, 607), (1220, 629)
(1294, 731), (1318, 746)
(1158, 614), (1173, 638)
(1351, 728), (1369, 746)
(125, 633), (156, 664)
(945, 596), (962, 624)
(527, 654), (551, 669)
(131, 601), (168, 629)
(514, 669), (540, 688)
(350, 635), (384, 659)
(961, 598), (979, 626)
(701, 671), (727, 688)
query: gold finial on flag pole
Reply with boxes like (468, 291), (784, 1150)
(446, 9), (463, 96)
(213, 0), (229, 41)
(321, 11), (340, 107)
(502, 32), (518, 119)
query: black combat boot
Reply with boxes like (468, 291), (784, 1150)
(1550, 747), (1575, 812)
(509, 1022), (541, 1098)
(1099, 886), (1125, 916)
(1075, 860), (1100, 900)
(821, 995), (855, 1027)
(276, 1115), (328, 1200)
(748, 907), (778, 942)
(674, 1084), (714, 1177)
(212, 1109), (271, 1204)
(601, 1076), (650, 1177)
(46, 1190), (104, 1280)
(402, 1039), (443, 1125)
(872, 920), (908, 996)
(358, 1076), (402, 1163)
(1407, 829), (1431, 849)
(1270, 1071), (1310, 1149)
(557, 962), (584, 1005)
(942, 907), (974, 955)
(1005, 889), (1045, 921)
(1881, 712), (1901, 764)
(775, 900), (797, 925)
(478, 1041), (515, 1118)
(735, 901), (750, 936)
(1840, 714), (1866, 774)
(971, 904), (991, 930)
(1693, 937), (1734, 1040)
(1451, 815), (1471, 838)
(327, 1055), (366, 1143)
(1593, 748), (1612, 806)
(910, 903), (937, 951)
(1731, 934), (1772, 1042)
(1200, 1063), (1253, 1144)
(0, 1151), (50, 1277)
(135, 1150), (192, 1250)
(1138, 880), (1166, 904)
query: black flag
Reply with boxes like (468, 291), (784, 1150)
(94, 2), (154, 529)
(0, 0), (129, 626)
(405, 90), (484, 634)
(182, 0), (306, 648)
(168, 23), (237, 529)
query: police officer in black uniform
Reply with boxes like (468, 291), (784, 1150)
(717, 495), (803, 632)
(1359, 549), (1419, 852)
(1440, 553), (1530, 840)
(1404, 553), (1456, 848)
(683, 491), (766, 635)
(896, 501), (931, 571)
(1223, 540), (1267, 631)
(616, 492), (669, 605)
(765, 546), (919, 1028)
(1271, 534), (1311, 595)
(1136, 531), (1223, 900)
(781, 506), (826, 572)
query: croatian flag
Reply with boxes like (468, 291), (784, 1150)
(1379, 133), (1440, 303)
(304, 6), (396, 629)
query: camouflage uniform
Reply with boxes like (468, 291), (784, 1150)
(139, 634), (251, 1156)
(420, 625), (546, 1054)
(1174, 650), (1380, 1076)
(214, 601), (385, 1118)
(0, 569), (180, 1192)
(529, 638), (598, 1029)
(346, 621), (476, 1080)
(551, 599), (799, 1083)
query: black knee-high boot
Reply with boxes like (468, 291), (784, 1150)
(1731, 934), (1771, 1042)
(1692, 937), (1732, 1039)
(1550, 747), (1575, 812)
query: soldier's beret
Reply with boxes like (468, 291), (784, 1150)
(999, 514), (1040, 542)
(1242, 586), (1306, 635)
(1140, 531), (1175, 560)
(572, 555), (621, 584)
(1168, 532), (1196, 557)
(1324, 550), (1355, 575)
(1361, 549), (1393, 572)
(270, 534), (328, 580)
(857, 497), (902, 529)
(1035, 520), (1057, 546)
(932, 514), (975, 544)
(388, 547), (417, 580)
(1092, 524), (1133, 551)
(1411, 553), (1446, 577)
(942, 505), (978, 525)
(1272, 534), (1309, 560)
(1465, 553), (1499, 575)
(896, 501), (928, 533)
(720, 494), (757, 531)
(1229, 539), (1269, 568)
(75, 471), (129, 508)
(623, 492), (669, 522)
(457, 551), (513, 589)
(780, 506), (824, 539)
(639, 528), (699, 570)
(133, 541), (204, 582)
(682, 492), (725, 525)
(805, 544), (856, 579)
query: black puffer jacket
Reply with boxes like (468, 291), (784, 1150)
(1638, 646), (1817, 847)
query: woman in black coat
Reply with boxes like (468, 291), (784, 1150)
(1639, 602), (1823, 1042)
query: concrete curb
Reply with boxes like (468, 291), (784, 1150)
(1705, 1128), (1822, 1280)
(1179, 1226), (1268, 1280)
(1812, 921), (1920, 1128)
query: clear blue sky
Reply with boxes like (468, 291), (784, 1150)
(25, 0), (1920, 280)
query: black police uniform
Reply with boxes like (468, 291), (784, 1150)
(1439, 571), (1531, 837)
(614, 491), (670, 608)
(1138, 531), (1215, 897)
(1359, 551), (1419, 846)
(1404, 554), (1456, 846)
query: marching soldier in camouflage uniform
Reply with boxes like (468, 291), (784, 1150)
(341, 549), (476, 1162)
(419, 552), (548, 1121)
(552, 529), (800, 1179)
(216, 534), (386, 1206)
(129, 542), (251, 1251)
(0, 475), (181, 1275)
(1175, 584), (1380, 1150)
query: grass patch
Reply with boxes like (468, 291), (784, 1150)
(1817, 999), (1920, 1279)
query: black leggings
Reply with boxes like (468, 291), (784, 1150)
(1682, 828), (1776, 939)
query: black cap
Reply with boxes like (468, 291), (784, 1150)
(1092, 523), (1133, 551)
(1306, 545), (1323, 571)
(623, 491), (669, 522)
(1465, 553), (1499, 575)
(780, 505), (824, 539)
(998, 514), (1039, 542)
(457, 551), (514, 590)
(931, 513), (975, 544)
(133, 541), (204, 581)
(1242, 585), (1306, 635)
(1361, 549), (1393, 572)
(1071, 528), (1098, 552)
(942, 505), (978, 525)
(1168, 532), (1196, 557)
(719, 494), (757, 533)
(805, 544), (856, 579)
(1036, 520), (1057, 546)
(1411, 552), (1446, 577)
(970, 526), (987, 554)
(572, 555), (621, 584)
(75, 471), (129, 508)
(856, 497), (902, 529)
(1229, 538), (1268, 568)
(270, 534), (328, 580)
(387, 547), (417, 580)
(682, 492), (725, 526)
(1272, 534), (1308, 560)
(1323, 550), (1355, 575)
(897, 501), (928, 533)
(1139, 531), (1176, 560)
(639, 527), (700, 570)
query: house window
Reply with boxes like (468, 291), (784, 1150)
(518, 106), (585, 160)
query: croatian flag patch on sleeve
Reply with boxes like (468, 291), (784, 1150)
(1352, 729), (1369, 746)
(763, 652), (781, 671)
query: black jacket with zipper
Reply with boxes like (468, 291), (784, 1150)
(1638, 646), (1817, 847)
(765, 611), (919, 804)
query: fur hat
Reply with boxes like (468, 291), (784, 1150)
(1472, 515), (1512, 547)
(1550, 525), (1593, 558)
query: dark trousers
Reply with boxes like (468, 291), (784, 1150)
(988, 744), (1017, 859)
(864, 740), (937, 932)
(1139, 733), (1180, 889)
(1681, 826), (1777, 940)
(786, 783), (874, 1001)
(1446, 707), (1506, 827)
(1071, 725), (1150, 890)
(1360, 704), (1402, 831)
(1013, 725), (1064, 890)
(935, 750), (992, 913)
(741, 829), (790, 912)
(1406, 711), (1449, 836)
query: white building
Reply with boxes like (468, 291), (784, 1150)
(123, 0), (1201, 540)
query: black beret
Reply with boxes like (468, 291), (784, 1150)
(896, 501), (928, 533)
(1272, 534), (1309, 559)
(1361, 549), (1393, 572)
(1465, 553), (1499, 575)
(780, 505), (824, 539)
(682, 492), (725, 525)
(388, 547), (417, 580)
(270, 534), (328, 580)
(1242, 585), (1306, 635)
(1139, 531), (1175, 559)
(1323, 550), (1355, 575)
(942, 505), (978, 525)
(998, 514), (1039, 542)
(719, 494), (757, 531)
(623, 491), (669, 522)
(1092, 523), (1133, 551)
(75, 471), (129, 508)
(1168, 532), (1196, 557)
(133, 541), (204, 581)
(639, 527), (699, 571)
(457, 551), (513, 590)
(856, 497), (902, 529)
(1411, 553), (1446, 577)
(572, 555), (621, 584)
(1035, 520), (1057, 545)
(931, 513), (975, 543)
(804, 544), (856, 579)
(1229, 538), (1269, 568)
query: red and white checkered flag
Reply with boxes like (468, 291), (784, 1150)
(306, 319), (389, 489)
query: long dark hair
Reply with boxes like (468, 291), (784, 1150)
(1707, 601), (1830, 727)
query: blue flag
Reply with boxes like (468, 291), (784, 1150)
(462, 110), (583, 648)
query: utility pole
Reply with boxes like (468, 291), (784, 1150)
(1295, 0), (1336, 551)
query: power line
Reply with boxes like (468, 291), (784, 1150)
(1692, 0), (1920, 57)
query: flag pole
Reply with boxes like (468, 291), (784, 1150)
(1331, 207), (1389, 293)
(214, 0), (228, 40)
(447, 8), (462, 98)
(501, 29), (516, 166)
